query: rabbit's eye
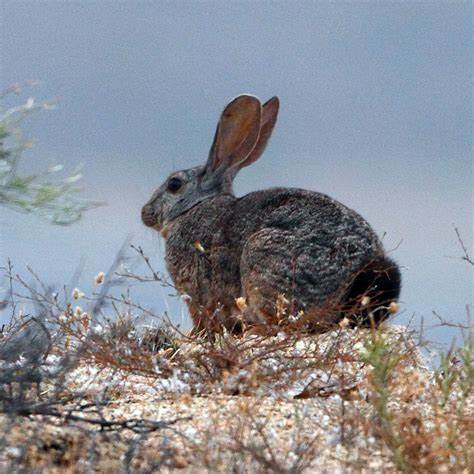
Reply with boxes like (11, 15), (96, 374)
(167, 177), (183, 193)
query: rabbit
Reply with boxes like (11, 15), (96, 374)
(142, 94), (401, 334)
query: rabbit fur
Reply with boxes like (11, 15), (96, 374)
(142, 95), (401, 333)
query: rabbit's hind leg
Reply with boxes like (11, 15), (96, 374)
(239, 228), (303, 328)
(239, 227), (353, 332)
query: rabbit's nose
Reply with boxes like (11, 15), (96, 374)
(141, 205), (157, 227)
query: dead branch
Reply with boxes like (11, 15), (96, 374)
(454, 226), (474, 266)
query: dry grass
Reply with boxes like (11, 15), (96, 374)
(0, 238), (472, 473)
(0, 308), (472, 473)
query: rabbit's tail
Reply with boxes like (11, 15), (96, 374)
(344, 256), (401, 326)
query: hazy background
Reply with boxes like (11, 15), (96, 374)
(1, 1), (472, 346)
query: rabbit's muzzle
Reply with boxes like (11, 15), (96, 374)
(141, 204), (159, 228)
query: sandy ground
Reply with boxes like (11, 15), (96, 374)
(0, 325), (470, 473)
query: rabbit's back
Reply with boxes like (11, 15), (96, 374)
(230, 189), (383, 317)
(231, 188), (380, 254)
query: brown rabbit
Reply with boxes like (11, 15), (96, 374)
(142, 95), (401, 333)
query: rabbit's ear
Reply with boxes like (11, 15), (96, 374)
(206, 95), (261, 174)
(238, 96), (279, 170)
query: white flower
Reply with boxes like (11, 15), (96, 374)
(94, 271), (105, 285)
(361, 296), (370, 307)
(339, 317), (350, 328)
(193, 241), (205, 253)
(235, 296), (247, 311)
(72, 288), (84, 300)
(388, 301), (399, 314)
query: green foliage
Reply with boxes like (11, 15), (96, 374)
(360, 331), (412, 474)
(0, 84), (100, 224)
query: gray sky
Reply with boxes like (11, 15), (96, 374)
(1, 1), (472, 346)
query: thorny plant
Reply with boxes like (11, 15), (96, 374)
(0, 229), (472, 472)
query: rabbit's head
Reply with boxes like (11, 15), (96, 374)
(141, 94), (279, 235)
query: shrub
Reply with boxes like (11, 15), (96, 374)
(0, 83), (99, 224)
